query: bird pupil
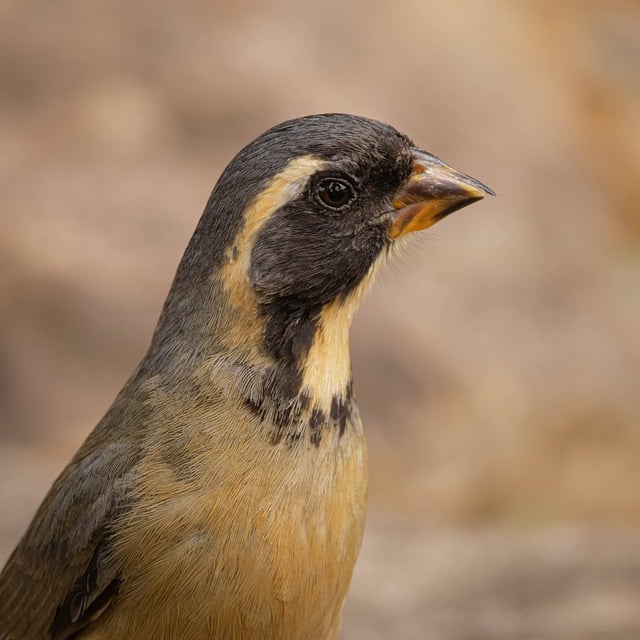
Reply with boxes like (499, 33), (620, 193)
(318, 179), (351, 208)
(328, 182), (345, 202)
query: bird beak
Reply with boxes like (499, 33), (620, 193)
(388, 149), (495, 239)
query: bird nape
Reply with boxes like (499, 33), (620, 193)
(0, 113), (493, 640)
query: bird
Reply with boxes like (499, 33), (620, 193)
(0, 113), (493, 640)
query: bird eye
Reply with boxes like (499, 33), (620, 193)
(316, 178), (354, 210)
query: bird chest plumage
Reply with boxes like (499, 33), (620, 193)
(84, 392), (368, 639)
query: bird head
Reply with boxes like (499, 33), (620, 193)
(149, 114), (493, 441)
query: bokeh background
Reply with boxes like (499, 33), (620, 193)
(1, 1), (639, 637)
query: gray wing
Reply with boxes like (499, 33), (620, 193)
(0, 434), (140, 640)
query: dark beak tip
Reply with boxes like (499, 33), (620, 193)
(464, 176), (496, 199)
(482, 184), (497, 198)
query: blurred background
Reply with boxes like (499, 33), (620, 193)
(1, 1), (639, 637)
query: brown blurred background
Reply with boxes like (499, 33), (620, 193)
(1, 1), (639, 637)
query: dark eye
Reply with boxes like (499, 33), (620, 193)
(316, 178), (354, 210)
